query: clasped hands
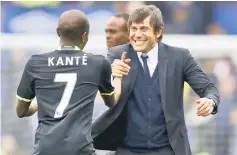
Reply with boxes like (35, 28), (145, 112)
(111, 52), (131, 78)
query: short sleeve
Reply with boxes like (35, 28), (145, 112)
(16, 58), (35, 102)
(98, 58), (114, 95)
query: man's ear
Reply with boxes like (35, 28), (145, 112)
(156, 26), (163, 39)
(81, 32), (87, 43)
(56, 27), (60, 37)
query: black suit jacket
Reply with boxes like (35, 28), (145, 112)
(92, 43), (219, 155)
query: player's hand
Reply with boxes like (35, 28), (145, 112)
(196, 98), (214, 116)
(111, 52), (131, 78)
(31, 98), (38, 113)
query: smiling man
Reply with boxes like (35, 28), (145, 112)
(92, 5), (220, 155)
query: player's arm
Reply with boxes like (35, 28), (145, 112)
(99, 58), (122, 108)
(16, 59), (38, 118)
(16, 99), (38, 118)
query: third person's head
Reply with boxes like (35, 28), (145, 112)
(106, 13), (130, 49)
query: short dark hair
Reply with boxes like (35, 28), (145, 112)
(114, 13), (129, 31)
(115, 13), (130, 23)
(147, 5), (157, 11)
(58, 12), (90, 41)
(128, 6), (164, 41)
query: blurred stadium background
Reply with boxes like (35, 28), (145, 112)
(1, 1), (237, 155)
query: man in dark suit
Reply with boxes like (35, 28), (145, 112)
(92, 6), (219, 155)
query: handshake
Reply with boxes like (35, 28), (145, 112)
(111, 52), (131, 78)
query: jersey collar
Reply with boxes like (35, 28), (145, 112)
(57, 46), (80, 51)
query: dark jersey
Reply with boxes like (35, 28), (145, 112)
(17, 49), (114, 155)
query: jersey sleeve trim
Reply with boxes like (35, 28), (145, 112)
(16, 95), (33, 102)
(100, 90), (114, 96)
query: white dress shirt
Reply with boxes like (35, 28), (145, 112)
(137, 43), (158, 77)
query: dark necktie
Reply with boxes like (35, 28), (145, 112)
(141, 54), (151, 80)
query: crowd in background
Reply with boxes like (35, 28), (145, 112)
(1, 1), (237, 35)
(1, 1), (237, 155)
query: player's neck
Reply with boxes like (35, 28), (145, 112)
(60, 38), (79, 49)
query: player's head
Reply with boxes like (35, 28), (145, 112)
(57, 9), (90, 50)
(105, 13), (130, 49)
(128, 6), (164, 52)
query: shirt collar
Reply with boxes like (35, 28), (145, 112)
(137, 43), (158, 62)
(57, 46), (80, 50)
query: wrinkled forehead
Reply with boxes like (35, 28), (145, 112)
(130, 16), (152, 28)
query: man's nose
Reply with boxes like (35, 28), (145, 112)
(134, 32), (142, 39)
(106, 33), (111, 40)
(134, 30), (143, 38)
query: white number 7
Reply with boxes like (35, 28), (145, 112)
(54, 73), (77, 118)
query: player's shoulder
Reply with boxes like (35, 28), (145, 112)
(25, 50), (58, 67)
(31, 50), (59, 58)
(87, 53), (107, 64)
(88, 53), (112, 71)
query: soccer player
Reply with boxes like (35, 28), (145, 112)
(16, 9), (125, 155)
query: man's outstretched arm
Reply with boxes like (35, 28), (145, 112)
(16, 58), (38, 118)
(183, 50), (219, 116)
(99, 52), (130, 107)
(100, 77), (122, 108)
(99, 56), (122, 108)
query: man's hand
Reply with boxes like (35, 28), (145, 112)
(111, 52), (131, 78)
(30, 98), (38, 113)
(196, 98), (215, 116)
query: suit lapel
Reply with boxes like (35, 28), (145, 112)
(112, 44), (138, 113)
(121, 43), (168, 107)
(126, 44), (138, 95)
(158, 43), (168, 109)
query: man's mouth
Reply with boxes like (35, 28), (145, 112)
(107, 41), (113, 45)
(134, 40), (146, 46)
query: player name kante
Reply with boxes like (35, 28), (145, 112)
(48, 55), (88, 66)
